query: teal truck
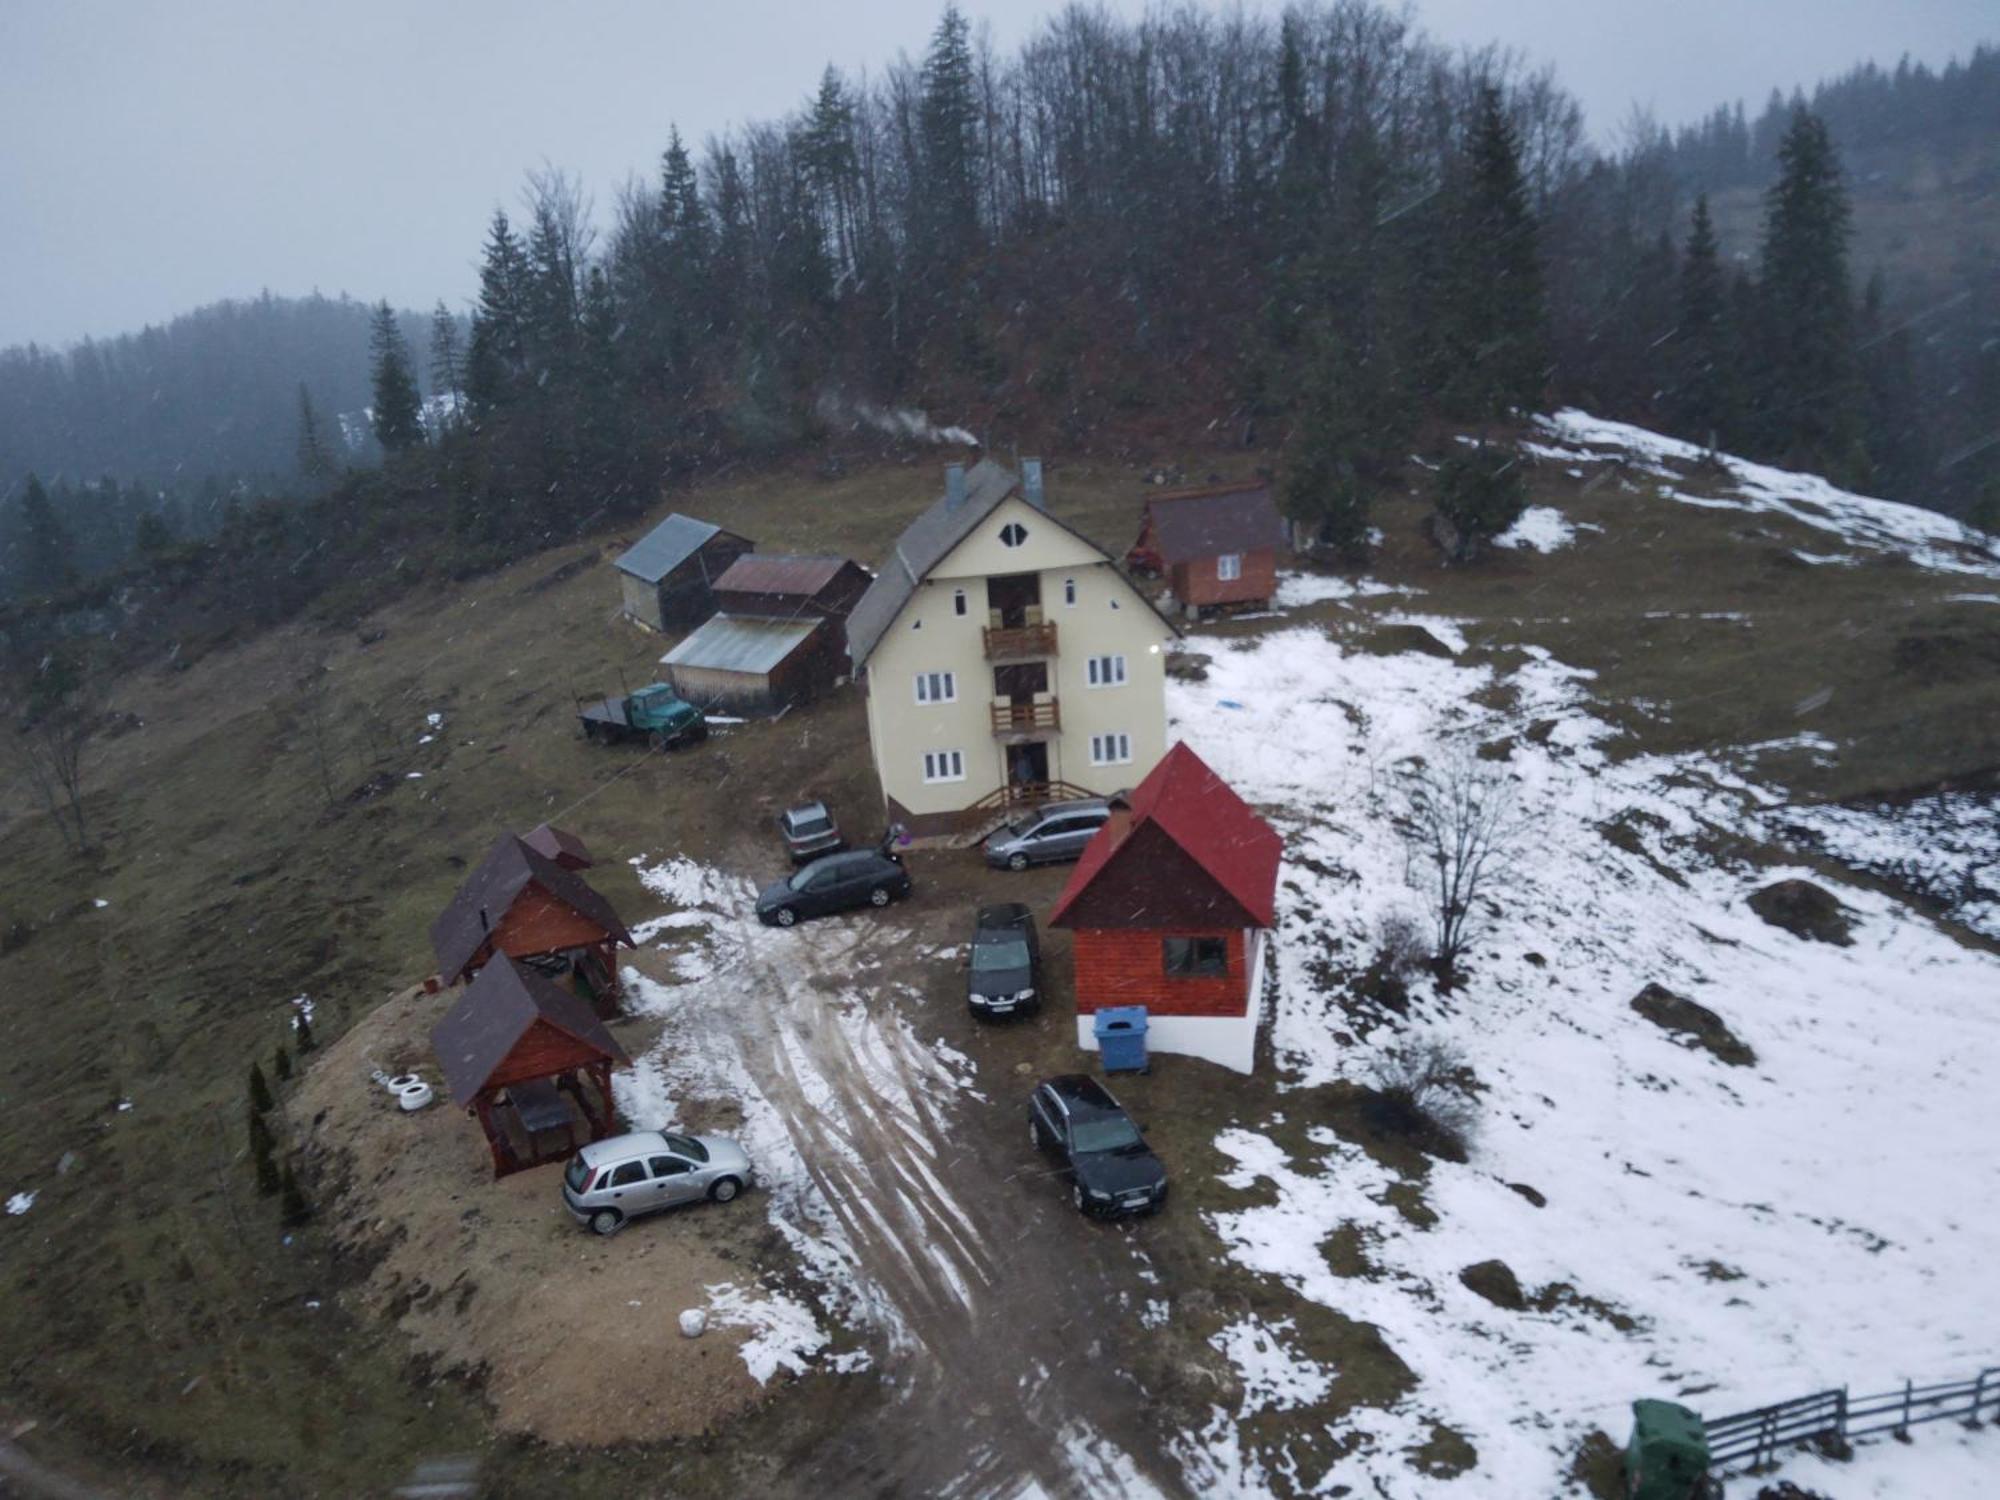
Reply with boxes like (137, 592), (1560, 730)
(577, 683), (708, 749)
(1625, 1400), (1719, 1500)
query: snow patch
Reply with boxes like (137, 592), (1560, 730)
(6, 1191), (34, 1216)
(1492, 506), (1577, 553)
(704, 1281), (830, 1384)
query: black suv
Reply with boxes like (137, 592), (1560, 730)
(1028, 1075), (1168, 1218)
(967, 903), (1040, 1018)
(755, 845), (911, 926)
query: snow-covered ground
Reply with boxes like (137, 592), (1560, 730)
(1164, 621), (2000, 1497)
(1493, 505), (1584, 553)
(1777, 792), (2000, 941)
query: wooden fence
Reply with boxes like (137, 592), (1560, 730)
(1704, 1367), (2000, 1472)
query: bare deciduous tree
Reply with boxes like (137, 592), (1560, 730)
(7, 679), (100, 855)
(1397, 749), (1524, 977)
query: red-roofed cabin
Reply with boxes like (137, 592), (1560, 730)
(429, 834), (634, 1013)
(431, 957), (632, 1177)
(1127, 482), (1289, 618)
(1050, 742), (1281, 1074)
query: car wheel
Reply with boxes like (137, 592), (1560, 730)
(708, 1176), (742, 1204)
(589, 1209), (622, 1237)
(869, 886), (891, 908)
(775, 907), (798, 927)
(1007, 852), (1028, 872)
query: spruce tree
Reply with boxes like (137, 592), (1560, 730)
(1756, 107), (1864, 479)
(466, 210), (529, 418)
(295, 383), (336, 482)
(274, 1043), (292, 1082)
(18, 474), (79, 592)
(916, 6), (982, 280)
(279, 1165), (310, 1226)
(1441, 85), (1548, 418)
(248, 1108), (275, 1159)
(133, 510), (174, 556)
(1433, 444), (1528, 563)
(248, 1061), (273, 1113)
(368, 303), (425, 453)
(1670, 196), (1737, 448)
(254, 1139), (281, 1197)
(428, 303), (464, 424)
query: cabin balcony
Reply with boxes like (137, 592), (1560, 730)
(990, 695), (1061, 737)
(983, 621), (1058, 661)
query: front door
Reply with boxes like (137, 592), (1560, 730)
(1007, 741), (1050, 791)
(987, 572), (1041, 628)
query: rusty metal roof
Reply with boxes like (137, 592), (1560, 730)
(1142, 483), (1287, 564)
(429, 834), (633, 983)
(712, 553), (861, 598)
(429, 955), (631, 1106)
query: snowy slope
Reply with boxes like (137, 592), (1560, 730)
(1165, 616), (2000, 1497)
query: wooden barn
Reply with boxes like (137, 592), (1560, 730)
(431, 956), (631, 1178)
(1127, 482), (1288, 617)
(1049, 741), (1282, 1074)
(429, 834), (634, 1011)
(660, 614), (842, 715)
(711, 554), (871, 621)
(612, 513), (754, 631)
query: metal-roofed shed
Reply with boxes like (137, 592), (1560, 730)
(612, 513), (753, 630)
(661, 613), (838, 714)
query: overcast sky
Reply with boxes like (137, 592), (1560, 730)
(1, 0), (1991, 350)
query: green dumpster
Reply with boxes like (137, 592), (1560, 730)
(1625, 1399), (1714, 1500)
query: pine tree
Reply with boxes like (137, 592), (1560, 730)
(248, 1061), (273, 1113)
(254, 1139), (281, 1197)
(133, 510), (174, 556)
(1756, 107), (1864, 479)
(1433, 444), (1528, 562)
(1670, 196), (1737, 447)
(428, 303), (464, 425)
(466, 210), (529, 418)
(916, 6), (982, 280)
(274, 1042), (292, 1082)
(368, 303), (425, 453)
(1440, 85), (1549, 418)
(295, 383), (336, 482)
(18, 474), (79, 592)
(248, 1109), (275, 1159)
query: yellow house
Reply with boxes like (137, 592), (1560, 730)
(846, 458), (1178, 837)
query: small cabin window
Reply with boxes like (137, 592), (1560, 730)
(1163, 936), (1228, 978)
(1216, 552), (1243, 581)
(1064, 578), (1077, 606)
(954, 589), (967, 617)
(999, 522), (1029, 548)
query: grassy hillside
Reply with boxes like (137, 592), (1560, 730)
(0, 424), (1993, 1494)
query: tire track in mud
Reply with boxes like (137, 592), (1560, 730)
(675, 873), (1186, 1500)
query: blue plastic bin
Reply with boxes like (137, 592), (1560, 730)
(1094, 1006), (1150, 1073)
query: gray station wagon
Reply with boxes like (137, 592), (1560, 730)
(984, 800), (1113, 870)
(561, 1129), (754, 1236)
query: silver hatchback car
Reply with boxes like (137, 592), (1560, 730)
(561, 1129), (754, 1236)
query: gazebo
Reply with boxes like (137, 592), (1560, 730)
(430, 957), (632, 1177)
(430, 833), (633, 1011)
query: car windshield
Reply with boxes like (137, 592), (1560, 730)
(1071, 1117), (1144, 1154)
(789, 814), (831, 836)
(973, 939), (1031, 971)
(660, 1133), (708, 1163)
(563, 1156), (592, 1193)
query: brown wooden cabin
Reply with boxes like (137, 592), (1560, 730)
(429, 834), (634, 1012)
(1127, 482), (1288, 617)
(613, 513), (754, 631)
(710, 554), (871, 622)
(1050, 742), (1282, 1074)
(431, 956), (631, 1178)
(520, 822), (594, 870)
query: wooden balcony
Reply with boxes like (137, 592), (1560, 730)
(983, 621), (1058, 661)
(990, 697), (1061, 736)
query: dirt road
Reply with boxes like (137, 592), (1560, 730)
(624, 854), (1189, 1499)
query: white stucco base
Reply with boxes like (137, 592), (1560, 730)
(1075, 1007), (1259, 1075)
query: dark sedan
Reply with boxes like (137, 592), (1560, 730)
(756, 847), (912, 927)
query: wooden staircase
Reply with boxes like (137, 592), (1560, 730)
(941, 780), (1100, 849)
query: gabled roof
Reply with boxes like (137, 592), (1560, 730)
(662, 613), (820, 674)
(846, 459), (1022, 667)
(521, 823), (594, 870)
(430, 834), (634, 983)
(430, 956), (631, 1106)
(1141, 483), (1288, 565)
(614, 513), (741, 584)
(1050, 742), (1281, 930)
(712, 553), (861, 599)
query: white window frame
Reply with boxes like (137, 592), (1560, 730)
(1090, 732), (1132, 766)
(922, 749), (966, 783)
(915, 670), (957, 704)
(1216, 552), (1243, 581)
(1086, 654), (1127, 688)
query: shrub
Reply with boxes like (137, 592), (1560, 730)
(279, 1166), (310, 1227)
(248, 1062), (273, 1114)
(1373, 910), (1428, 978)
(1367, 1039), (1479, 1155)
(273, 1043), (292, 1083)
(254, 1142), (281, 1198)
(1432, 444), (1527, 562)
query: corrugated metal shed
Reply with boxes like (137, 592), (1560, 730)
(614, 513), (725, 584)
(662, 614), (820, 674)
